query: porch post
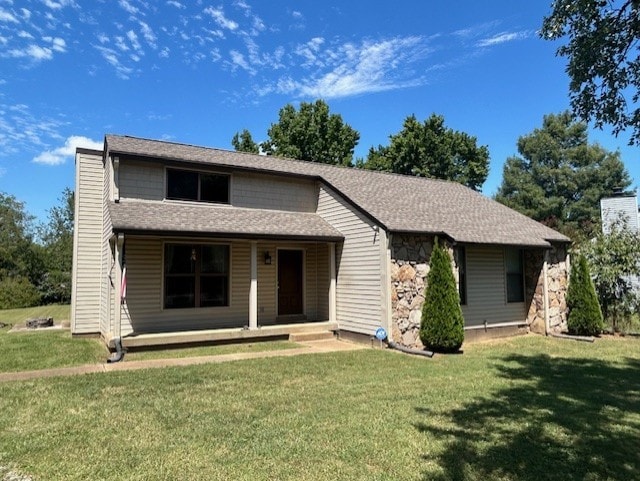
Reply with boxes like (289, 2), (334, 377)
(329, 242), (337, 323)
(249, 241), (258, 330)
(114, 233), (124, 341)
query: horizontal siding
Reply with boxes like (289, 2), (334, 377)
(72, 152), (104, 334)
(600, 196), (639, 234)
(317, 185), (382, 334)
(462, 245), (525, 326)
(233, 172), (317, 212)
(119, 160), (164, 201)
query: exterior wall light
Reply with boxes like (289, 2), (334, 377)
(264, 252), (272, 265)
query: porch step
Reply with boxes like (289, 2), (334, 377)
(288, 331), (335, 342)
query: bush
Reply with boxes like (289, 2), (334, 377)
(0, 276), (41, 309)
(420, 239), (464, 352)
(567, 255), (604, 336)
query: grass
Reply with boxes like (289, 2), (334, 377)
(0, 305), (300, 372)
(0, 304), (71, 326)
(0, 304), (107, 373)
(124, 340), (300, 362)
(0, 334), (638, 480)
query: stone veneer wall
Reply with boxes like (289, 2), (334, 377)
(392, 234), (570, 347)
(390, 234), (457, 348)
(525, 244), (569, 334)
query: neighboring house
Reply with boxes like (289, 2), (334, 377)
(600, 191), (640, 292)
(72, 135), (570, 349)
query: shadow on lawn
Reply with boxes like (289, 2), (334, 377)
(415, 354), (640, 480)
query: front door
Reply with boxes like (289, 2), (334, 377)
(278, 249), (303, 316)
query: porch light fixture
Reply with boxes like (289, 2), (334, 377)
(264, 251), (272, 265)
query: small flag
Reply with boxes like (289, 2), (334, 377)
(121, 265), (127, 303)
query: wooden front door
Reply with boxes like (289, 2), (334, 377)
(278, 249), (303, 316)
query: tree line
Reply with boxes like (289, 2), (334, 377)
(0, 189), (73, 309)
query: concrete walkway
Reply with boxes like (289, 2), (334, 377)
(0, 339), (368, 383)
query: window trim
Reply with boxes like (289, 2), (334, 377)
(162, 241), (232, 310)
(504, 248), (525, 304)
(165, 167), (231, 204)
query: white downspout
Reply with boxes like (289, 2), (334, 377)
(329, 242), (337, 323)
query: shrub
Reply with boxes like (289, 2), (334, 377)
(0, 276), (41, 309)
(420, 239), (464, 352)
(567, 254), (604, 336)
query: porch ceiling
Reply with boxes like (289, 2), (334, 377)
(109, 200), (344, 242)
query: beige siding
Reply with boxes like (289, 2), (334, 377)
(119, 160), (164, 201)
(233, 172), (317, 212)
(118, 161), (317, 213)
(99, 157), (113, 336)
(462, 245), (526, 326)
(117, 237), (329, 334)
(317, 185), (382, 334)
(71, 152), (104, 334)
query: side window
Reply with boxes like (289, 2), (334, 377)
(505, 248), (524, 303)
(166, 169), (229, 204)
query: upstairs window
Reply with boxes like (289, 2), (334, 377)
(505, 248), (524, 303)
(166, 168), (229, 203)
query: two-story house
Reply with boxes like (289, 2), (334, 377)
(72, 135), (570, 350)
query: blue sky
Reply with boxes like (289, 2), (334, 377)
(0, 0), (637, 222)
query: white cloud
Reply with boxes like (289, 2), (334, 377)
(0, 8), (19, 23)
(0, 167), (6, 177)
(94, 45), (133, 78)
(18, 30), (34, 39)
(118, 0), (139, 16)
(8, 44), (53, 61)
(204, 6), (238, 31)
(139, 21), (156, 48)
(127, 29), (142, 53)
(33, 135), (103, 165)
(272, 37), (429, 99)
(477, 31), (529, 47)
(229, 49), (253, 73)
(166, 0), (184, 8)
(159, 46), (169, 58)
(295, 37), (325, 67)
(20, 8), (31, 20)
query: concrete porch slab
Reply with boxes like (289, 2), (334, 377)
(113, 321), (339, 349)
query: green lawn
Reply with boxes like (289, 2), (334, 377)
(0, 304), (71, 326)
(0, 335), (638, 480)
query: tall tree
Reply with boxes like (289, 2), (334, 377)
(0, 192), (42, 308)
(361, 114), (489, 191)
(495, 112), (631, 236)
(231, 129), (260, 154)
(260, 99), (360, 165)
(541, 0), (640, 145)
(38, 188), (74, 304)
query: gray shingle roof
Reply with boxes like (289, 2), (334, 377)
(105, 134), (570, 247)
(109, 200), (344, 242)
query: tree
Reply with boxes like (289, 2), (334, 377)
(541, 1), (640, 145)
(0, 192), (42, 308)
(38, 188), (74, 304)
(566, 254), (604, 336)
(420, 239), (464, 352)
(231, 129), (260, 154)
(581, 217), (640, 331)
(495, 112), (631, 237)
(260, 99), (360, 165)
(361, 114), (489, 190)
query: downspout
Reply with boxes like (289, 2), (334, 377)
(543, 254), (550, 336)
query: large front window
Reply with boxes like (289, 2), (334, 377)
(166, 169), (229, 203)
(164, 243), (229, 309)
